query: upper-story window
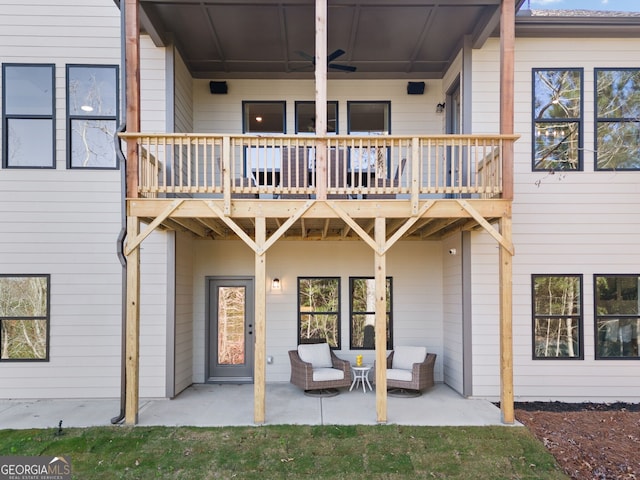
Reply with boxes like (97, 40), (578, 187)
(532, 274), (583, 359)
(295, 101), (338, 134)
(595, 69), (640, 171)
(532, 69), (583, 171)
(595, 274), (640, 359)
(2, 64), (55, 168)
(67, 65), (119, 169)
(347, 101), (390, 135)
(347, 101), (391, 174)
(242, 101), (286, 134)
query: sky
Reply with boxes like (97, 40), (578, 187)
(527, 0), (640, 12)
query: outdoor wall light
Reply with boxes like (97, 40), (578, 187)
(272, 278), (281, 290)
(436, 102), (446, 113)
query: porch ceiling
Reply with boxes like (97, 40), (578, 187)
(137, 0), (507, 80)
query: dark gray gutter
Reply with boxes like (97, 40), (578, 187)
(516, 10), (640, 37)
(111, 0), (127, 425)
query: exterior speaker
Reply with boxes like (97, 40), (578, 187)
(209, 81), (228, 94)
(407, 81), (425, 95)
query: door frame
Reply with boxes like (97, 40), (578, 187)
(205, 276), (255, 383)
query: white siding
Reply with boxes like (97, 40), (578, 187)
(471, 37), (640, 401)
(191, 240), (444, 383)
(442, 234), (463, 393)
(0, 1), (170, 399)
(174, 49), (193, 134)
(174, 231), (194, 395)
(0, 0), (123, 399)
(193, 79), (445, 135)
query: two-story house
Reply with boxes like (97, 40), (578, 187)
(0, 0), (638, 426)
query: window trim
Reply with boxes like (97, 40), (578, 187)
(2, 63), (56, 169)
(242, 100), (286, 134)
(294, 101), (339, 134)
(349, 276), (393, 351)
(66, 64), (120, 170)
(0, 274), (51, 362)
(347, 100), (391, 135)
(531, 274), (584, 360)
(594, 273), (640, 360)
(297, 276), (341, 349)
(531, 68), (584, 172)
(594, 68), (640, 171)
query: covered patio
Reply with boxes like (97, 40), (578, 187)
(0, 384), (512, 429)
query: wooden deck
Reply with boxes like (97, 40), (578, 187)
(121, 133), (516, 242)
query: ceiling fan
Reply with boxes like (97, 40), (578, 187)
(295, 49), (357, 72)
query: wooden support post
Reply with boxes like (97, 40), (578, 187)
(125, 0), (140, 198)
(125, 215), (141, 425)
(254, 216), (267, 424)
(315, 0), (327, 200)
(500, 0), (515, 201)
(499, 215), (514, 424)
(374, 217), (387, 423)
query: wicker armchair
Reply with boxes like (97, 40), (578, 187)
(289, 343), (351, 396)
(377, 346), (436, 396)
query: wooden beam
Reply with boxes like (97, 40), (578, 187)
(262, 201), (314, 252)
(125, 0), (140, 198)
(196, 217), (227, 238)
(128, 198), (512, 221)
(456, 200), (514, 255)
(381, 201), (435, 254)
(125, 215), (140, 425)
(500, 0), (515, 200)
(124, 199), (183, 256)
(206, 201), (258, 253)
(499, 215), (514, 424)
(254, 216), (266, 424)
(375, 217), (387, 423)
(315, 0), (327, 200)
(326, 201), (379, 253)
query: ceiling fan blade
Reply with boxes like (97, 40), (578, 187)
(295, 50), (315, 62)
(329, 63), (356, 72)
(327, 49), (345, 62)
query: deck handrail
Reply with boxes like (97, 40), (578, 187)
(118, 133), (518, 201)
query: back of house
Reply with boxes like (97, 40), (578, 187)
(0, 0), (638, 424)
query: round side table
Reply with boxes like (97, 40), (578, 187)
(350, 364), (373, 393)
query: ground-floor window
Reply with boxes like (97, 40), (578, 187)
(297, 277), (340, 348)
(349, 277), (393, 350)
(532, 274), (583, 359)
(595, 274), (640, 359)
(0, 275), (50, 361)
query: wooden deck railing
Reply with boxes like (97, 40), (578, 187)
(120, 133), (517, 200)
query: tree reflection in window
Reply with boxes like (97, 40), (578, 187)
(533, 69), (582, 171)
(298, 277), (340, 348)
(532, 275), (582, 359)
(595, 275), (640, 359)
(350, 277), (392, 350)
(595, 69), (640, 170)
(0, 275), (49, 361)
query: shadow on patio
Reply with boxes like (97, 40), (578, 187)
(137, 383), (511, 427)
(0, 384), (514, 429)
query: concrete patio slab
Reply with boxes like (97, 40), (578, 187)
(0, 383), (518, 430)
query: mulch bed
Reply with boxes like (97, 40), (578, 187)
(514, 402), (640, 480)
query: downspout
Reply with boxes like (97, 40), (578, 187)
(111, 0), (128, 425)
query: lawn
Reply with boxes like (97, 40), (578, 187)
(0, 424), (569, 479)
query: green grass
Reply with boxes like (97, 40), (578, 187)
(0, 425), (569, 479)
